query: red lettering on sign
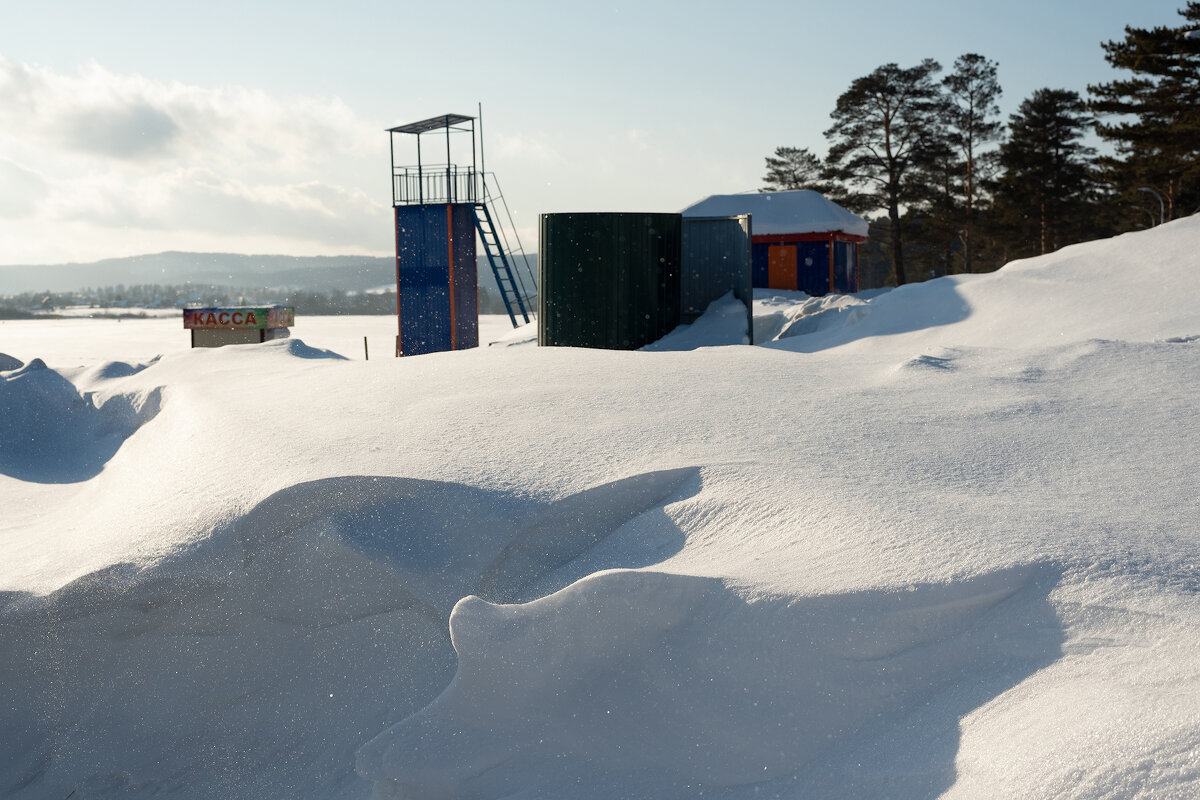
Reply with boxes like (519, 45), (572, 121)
(185, 306), (291, 330)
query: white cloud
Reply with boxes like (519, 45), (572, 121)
(57, 167), (375, 238)
(0, 57), (389, 263)
(0, 159), (50, 218)
(62, 102), (181, 160)
(0, 58), (377, 171)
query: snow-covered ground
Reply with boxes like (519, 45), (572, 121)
(0, 313), (528, 366)
(2, 219), (1199, 799)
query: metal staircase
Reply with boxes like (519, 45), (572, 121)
(474, 175), (538, 327)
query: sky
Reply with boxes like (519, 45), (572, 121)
(0, 0), (1191, 265)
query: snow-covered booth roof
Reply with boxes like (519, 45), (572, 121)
(681, 190), (868, 239)
(682, 191), (867, 296)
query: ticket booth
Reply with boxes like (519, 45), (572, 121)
(184, 306), (295, 348)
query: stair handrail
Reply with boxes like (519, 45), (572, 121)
(480, 173), (537, 310)
(473, 203), (529, 326)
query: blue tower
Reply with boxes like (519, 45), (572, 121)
(387, 113), (535, 356)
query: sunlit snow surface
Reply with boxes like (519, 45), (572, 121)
(2, 219), (1200, 799)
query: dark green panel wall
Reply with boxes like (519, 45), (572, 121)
(681, 215), (753, 342)
(539, 213), (681, 350)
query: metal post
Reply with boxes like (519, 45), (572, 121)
(828, 234), (836, 295)
(446, 121), (453, 203)
(1138, 186), (1165, 225)
(475, 107), (482, 203)
(417, 134), (424, 204)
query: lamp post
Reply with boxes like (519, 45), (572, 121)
(1138, 186), (1165, 225)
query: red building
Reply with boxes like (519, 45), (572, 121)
(682, 191), (868, 296)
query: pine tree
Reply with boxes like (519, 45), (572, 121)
(761, 147), (832, 193)
(943, 54), (1004, 272)
(993, 89), (1098, 257)
(824, 59), (946, 286)
(1089, 3), (1200, 222)
(905, 146), (964, 280)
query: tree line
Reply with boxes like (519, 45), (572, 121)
(763, 3), (1200, 286)
(0, 283), (514, 317)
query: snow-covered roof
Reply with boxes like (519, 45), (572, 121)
(681, 190), (869, 238)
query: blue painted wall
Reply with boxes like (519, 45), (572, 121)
(750, 239), (858, 295)
(395, 204), (478, 355)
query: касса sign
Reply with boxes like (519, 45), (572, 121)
(183, 306), (295, 330)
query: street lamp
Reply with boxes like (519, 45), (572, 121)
(1138, 186), (1165, 225)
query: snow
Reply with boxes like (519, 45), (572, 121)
(681, 190), (870, 238)
(2, 217), (1200, 799)
(0, 313), (528, 367)
(642, 292), (750, 350)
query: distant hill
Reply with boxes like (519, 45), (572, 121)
(0, 252), (394, 294)
(0, 251), (538, 295)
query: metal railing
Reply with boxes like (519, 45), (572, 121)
(388, 164), (538, 322)
(478, 175), (538, 307)
(392, 164), (479, 206)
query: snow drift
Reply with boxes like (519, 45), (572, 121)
(0, 357), (161, 483)
(358, 565), (1062, 799)
(2, 217), (1200, 799)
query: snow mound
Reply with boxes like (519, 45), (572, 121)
(177, 338), (350, 362)
(75, 357), (160, 384)
(0, 538), (455, 800)
(357, 565), (1062, 799)
(756, 215), (1200, 354)
(484, 322), (537, 348)
(232, 468), (697, 614)
(642, 292), (750, 351)
(182, 338), (348, 361)
(752, 289), (879, 343)
(266, 338), (349, 360)
(0, 358), (162, 483)
(0, 469), (700, 799)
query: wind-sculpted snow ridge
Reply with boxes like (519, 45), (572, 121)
(358, 565), (1064, 800)
(642, 293), (750, 351)
(752, 281), (972, 353)
(74, 356), (161, 383)
(0, 469), (700, 799)
(752, 290), (881, 344)
(0, 357), (162, 483)
(265, 337), (349, 360)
